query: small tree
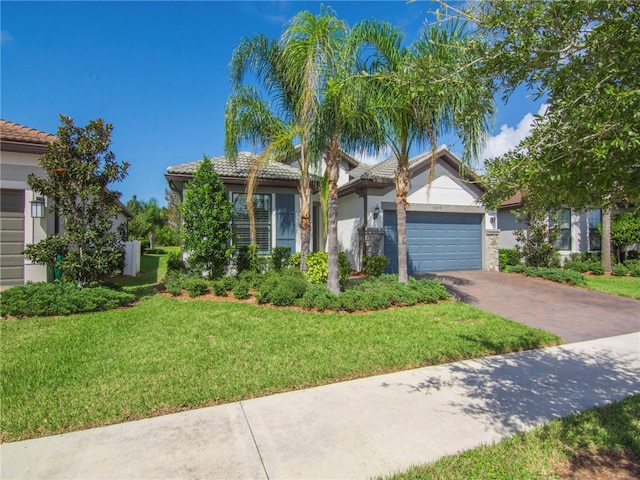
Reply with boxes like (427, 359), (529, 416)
(181, 155), (234, 278)
(514, 210), (561, 268)
(126, 196), (165, 249)
(24, 114), (129, 285)
(599, 212), (640, 263)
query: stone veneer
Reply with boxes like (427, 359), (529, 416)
(485, 230), (500, 271)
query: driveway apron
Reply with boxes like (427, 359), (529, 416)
(423, 270), (640, 343)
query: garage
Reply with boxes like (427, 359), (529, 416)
(0, 189), (25, 286)
(383, 210), (482, 274)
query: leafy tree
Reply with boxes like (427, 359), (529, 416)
(126, 196), (165, 249)
(458, 1), (640, 272)
(351, 19), (494, 282)
(180, 155), (234, 278)
(24, 114), (128, 285)
(598, 212), (640, 263)
(514, 210), (560, 268)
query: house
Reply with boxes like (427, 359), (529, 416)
(0, 119), (135, 286)
(497, 192), (631, 260)
(166, 146), (500, 274)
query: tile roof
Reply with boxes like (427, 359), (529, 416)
(0, 119), (57, 144)
(349, 146), (448, 181)
(166, 152), (301, 181)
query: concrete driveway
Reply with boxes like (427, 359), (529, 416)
(421, 270), (640, 343)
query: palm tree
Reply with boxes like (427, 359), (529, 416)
(351, 20), (495, 283)
(225, 33), (310, 266)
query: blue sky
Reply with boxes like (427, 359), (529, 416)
(2, 1), (544, 206)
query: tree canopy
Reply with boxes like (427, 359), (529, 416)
(181, 156), (234, 278)
(462, 0), (640, 212)
(24, 114), (129, 285)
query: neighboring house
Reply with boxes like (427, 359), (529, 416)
(166, 146), (500, 274)
(497, 192), (630, 260)
(0, 119), (135, 286)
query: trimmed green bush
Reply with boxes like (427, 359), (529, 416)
(166, 251), (185, 273)
(336, 290), (370, 312)
(630, 265), (640, 278)
(498, 248), (521, 271)
(183, 276), (209, 297)
(232, 280), (250, 300)
(145, 248), (166, 255)
(289, 252), (301, 269)
(296, 283), (339, 311)
(211, 280), (227, 296)
(590, 263), (605, 275)
(508, 266), (586, 286)
(257, 269), (308, 306)
(612, 265), (629, 277)
(0, 281), (135, 318)
(362, 255), (389, 277)
(408, 278), (452, 303)
(564, 260), (591, 273)
(221, 275), (236, 291)
(164, 271), (184, 296)
(270, 246), (291, 272)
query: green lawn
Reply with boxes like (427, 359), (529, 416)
(0, 295), (560, 442)
(381, 395), (640, 479)
(583, 275), (640, 300)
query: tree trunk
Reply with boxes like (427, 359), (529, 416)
(396, 159), (410, 284)
(299, 168), (311, 272)
(326, 134), (341, 295)
(246, 194), (257, 256)
(149, 229), (156, 250)
(601, 208), (612, 273)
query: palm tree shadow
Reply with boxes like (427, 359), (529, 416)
(413, 272), (478, 304)
(382, 343), (640, 439)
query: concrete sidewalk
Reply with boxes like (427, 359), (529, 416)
(2, 333), (639, 480)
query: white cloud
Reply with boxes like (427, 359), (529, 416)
(1, 30), (13, 45)
(480, 104), (548, 161)
(352, 146), (394, 165)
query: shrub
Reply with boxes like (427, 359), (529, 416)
(362, 255), (389, 277)
(182, 276), (209, 297)
(498, 249), (521, 271)
(408, 278), (452, 303)
(630, 265), (640, 278)
(509, 266), (586, 286)
(564, 260), (591, 273)
(237, 270), (263, 289)
(612, 265), (629, 277)
(270, 246), (291, 272)
(589, 263), (605, 275)
(167, 251), (185, 273)
(235, 245), (254, 274)
(257, 270), (308, 306)
(221, 275), (236, 291)
(232, 280), (250, 300)
(0, 281), (135, 318)
(336, 290), (370, 312)
(289, 252), (301, 269)
(296, 284), (339, 311)
(164, 271), (184, 296)
(210, 280), (228, 297)
(305, 251), (351, 288)
(145, 248), (166, 255)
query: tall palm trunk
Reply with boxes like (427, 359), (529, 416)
(298, 148), (312, 271)
(601, 207), (612, 273)
(395, 157), (410, 284)
(326, 132), (341, 294)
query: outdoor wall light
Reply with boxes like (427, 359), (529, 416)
(373, 204), (380, 220)
(30, 197), (45, 218)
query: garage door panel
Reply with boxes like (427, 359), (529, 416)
(384, 210), (482, 273)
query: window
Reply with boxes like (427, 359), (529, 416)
(587, 209), (601, 251)
(232, 193), (271, 254)
(553, 209), (571, 250)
